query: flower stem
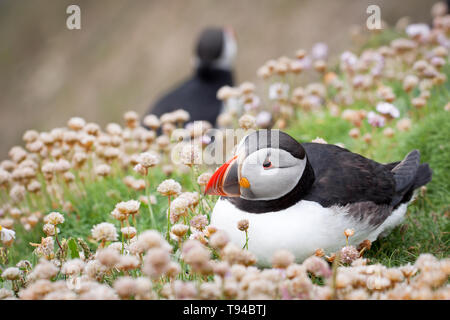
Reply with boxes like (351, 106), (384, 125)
(167, 195), (171, 242)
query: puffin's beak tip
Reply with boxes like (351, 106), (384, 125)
(205, 155), (240, 197)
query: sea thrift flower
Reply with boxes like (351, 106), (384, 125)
(312, 42), (328, 60)
(272, 250), (295, 269)
(157, 179), (182, 196)
(340, 51), (358, 72)
(237, 219), (249, 231)
(383, 127), (395, 138)
(376, 102), (400, 118)
(129, 230), (169, 255)
(362, 133), (372, 144)
(269, 83), (289, 101)
(367, 112), (385, 127)
(366, 275), (391, 290)
(43, 224), (57, 236)
(180, 143), (202, 166)
(0, 288), (14, 299)
(340, 246), (360, 264)
(61, 259), (85, 276)
(2, 267), (21, 280)
(182, 241), (212, 273)
(28, 259), (58, 280)
(406, 23), (430, 41)
(124, 111), (139, 128)
(134, 164), (147, 176)
(143, 248), (171, 278)
(190, 215), (208, 231)
(255, 111), (272, 128)
(303, 256), (332, 278)
(0, 169), (11, 186)
(138, 152), (160, 168)
(209, 230), (230, 250)
(117, 255), (140, 271)
(143, 114), (160, 130)
(44, 212), (64, 225)
(412, 97), (426, 109)
(95, 164), (111, 177)
(116, 200), (140, 215)
(91, 222), (118, 243)
(238, 114), (256, 130)
(403, 75), (419, 92)
(96, 248), (121, 268)
(217, 86), (237, 100)
(10, 185), (26, 203)
(170, 197), (189, 222)
(68, 117), (86, 131)
(0, 225), (16, 242)
(121, 227), (137, 239)
(113, 276), (138, 299)
(171, 224), (189, 238)
(197, 172), (212, 186)
(111, 209), (127, 222)
(349, 128), (360, 139)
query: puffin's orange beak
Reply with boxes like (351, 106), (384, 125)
(205, 155), (241, 197)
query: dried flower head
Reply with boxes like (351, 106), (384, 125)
(237, 219), (249, 232)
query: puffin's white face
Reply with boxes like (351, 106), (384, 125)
(239, 147), (306, 200)
(205, 130), (307, 201)
(215, 27), (237, 70)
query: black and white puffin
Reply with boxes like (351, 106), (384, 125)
(146, 27), (237, 126)
(205, 130), (432, 266)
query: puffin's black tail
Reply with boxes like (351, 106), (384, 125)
(390, 150), (432, 208)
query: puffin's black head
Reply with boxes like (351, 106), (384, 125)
(195, 27), (237, 71)
(205, 130), (314, 205)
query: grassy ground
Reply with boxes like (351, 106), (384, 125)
(4, 36), (450, 271)
(8, 84), (449, 269)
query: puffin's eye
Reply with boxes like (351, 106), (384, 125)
(263, 160), (272, 169)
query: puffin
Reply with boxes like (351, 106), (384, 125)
(146, 27), (237, 127)
(205, 130), (432, 266)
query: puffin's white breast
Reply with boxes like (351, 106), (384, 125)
(210, 198), (408, 267)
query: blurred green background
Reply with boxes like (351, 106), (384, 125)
(0, 0), (439, 158)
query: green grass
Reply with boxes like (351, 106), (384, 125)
(3, 38), (450, 272)
(6, 166), (200, 265)
(7, 94), (448, 269)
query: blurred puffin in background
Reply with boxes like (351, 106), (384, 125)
(146, 26), (237, 127)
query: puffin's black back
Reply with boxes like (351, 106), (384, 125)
(149, 69), (233, 126)
(147, 28), (234, 126)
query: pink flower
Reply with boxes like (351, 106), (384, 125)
(367, 111), (385, 127)
(340, 51), (358, 72)
(376, 102), (400, 118)
(406, 24), (430, 42)
(311, 42), (328, 60)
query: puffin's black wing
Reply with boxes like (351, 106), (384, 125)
(390, 150), (432, 208)
(302, 143), (432, 227)
(302, 143), (396, 207)
(147, 69), (233, 126)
